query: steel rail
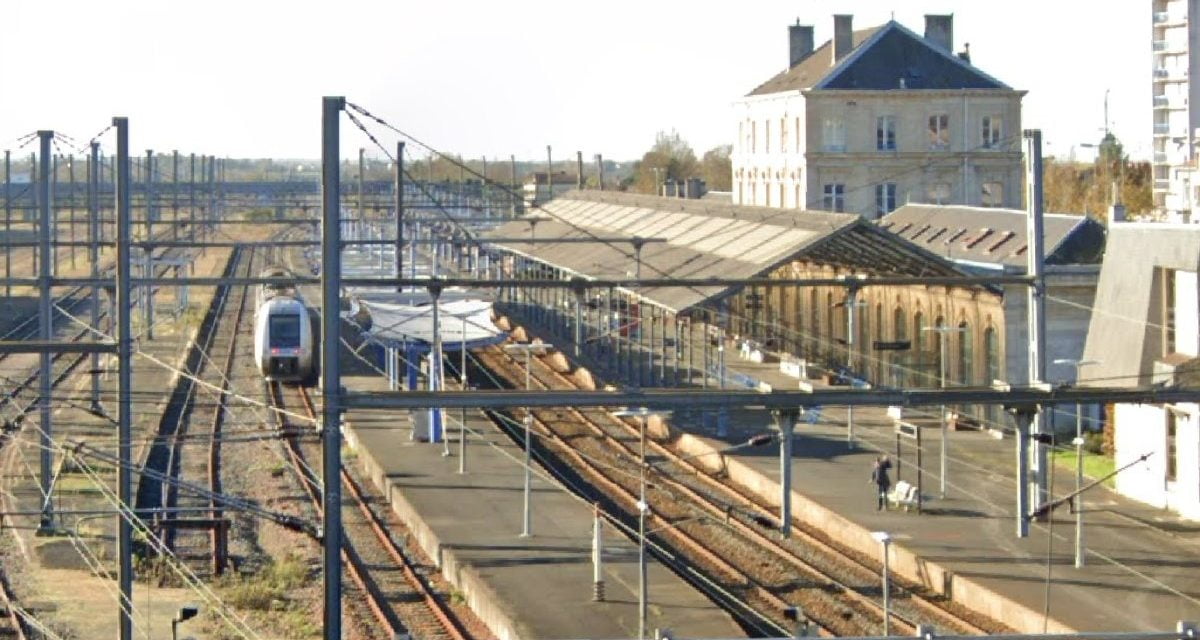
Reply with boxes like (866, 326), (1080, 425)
(473, 346), (805, 636)
(491, 342), (995, 635)
(296, 387), (473, 640)
(266, 381), (472, 640)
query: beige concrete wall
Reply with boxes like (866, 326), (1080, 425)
(733, 88), (1024, 215)
(727, 260), (1006, 391)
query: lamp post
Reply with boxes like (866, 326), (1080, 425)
(504, 342), (554, 537)
(834, 283), (867, 448)
(922, 325), (968, 498)
(613, 408), (773, 640)
(171, 605), (199, 640)
(611, 407), (672, 640)
(870, 531), (892, 636)
(1054, 357), (1100, 569)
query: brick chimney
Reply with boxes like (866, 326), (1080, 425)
(924, 14), (953, 52)
(789, 20), (814, 67)
(833, 14), (853, 63)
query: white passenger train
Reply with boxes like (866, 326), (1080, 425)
(253, 266), (318, 384)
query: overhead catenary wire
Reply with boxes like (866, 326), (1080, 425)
(344, 102), (729, 307)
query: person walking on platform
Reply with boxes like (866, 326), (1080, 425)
(870, 455), (892, 510)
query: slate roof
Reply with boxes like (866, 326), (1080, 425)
(480, 190), (968, 313)
(878, 204), (1106, 270)
(1081, 223), (1200, 388)
(748, 20), (1008, 96)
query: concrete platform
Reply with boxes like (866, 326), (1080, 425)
(668, 333), (1200, 633)
(341, 373), (745, 640)
(492, 307), (1200, 633)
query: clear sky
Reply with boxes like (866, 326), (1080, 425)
(0, 0), (1150, 163)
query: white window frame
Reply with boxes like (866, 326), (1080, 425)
(928, 113), (950, 150)
(877, 115), (897, 151)
(982, 115), (1003, 149)
(823, 118), (846, 152)
(822, 183), (846, 212)
(875, 183), (897, 217)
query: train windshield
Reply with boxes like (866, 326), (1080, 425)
(268, 314), (302, 349)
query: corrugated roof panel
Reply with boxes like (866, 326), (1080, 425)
(483, 191), (965, 312)
(638, 212), (692, 241)
(673, 217), (744, 247)
(620, 207), (677, 237)
(689, 219), (759, 255)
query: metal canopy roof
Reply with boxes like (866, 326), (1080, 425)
(481, 191), (967, 313)
(880, 204), (1106, 269)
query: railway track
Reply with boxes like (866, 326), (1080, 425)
(159, 244), (258, 572)
(0, 234), (196, 426)
(266, 383), (484, 640)
(0, 235), (198, 636)
(475, 340), (1007, 637)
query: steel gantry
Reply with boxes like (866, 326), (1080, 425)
(9, 100), (1200, 640)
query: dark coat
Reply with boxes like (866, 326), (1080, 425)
(871, 459), (892, 489)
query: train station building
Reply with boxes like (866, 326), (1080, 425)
(477, 191), (1106, 432)
(1082, 222), (1200, 519)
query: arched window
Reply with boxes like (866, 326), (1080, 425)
(825, 292), (836, 355)
(892, 307), (907, 386)
(958, 321), (972, 385)
(790, 285), (802, 355)
(983, 325), (999, 383)
(933, 315), (946, 388)
(809, 289), (820, 357)
(984, 325), (1000, 425)
(912, 311), (925, 384)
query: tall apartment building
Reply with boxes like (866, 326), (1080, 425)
(732, 14), (1025, 218)
(1153, 0), (1200, 222)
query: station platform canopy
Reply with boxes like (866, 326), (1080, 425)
(481, 190), (967, 314)
(346, 288), (506, 351)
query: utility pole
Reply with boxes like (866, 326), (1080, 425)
(320, 95), (346, 640)
(1024, 129), (1049, 515)
(545, 145), (552, 205)
(358, 147), (365, 225)
(171, 150), (179, 241)
(4, 149), (9, 297)
(596, 153), (605, 191)
(143, 150), (154, 340)
(844, 286), (859, 447)
(68, 155), (76, 268)
(29, 152), (36, 226)
(51, 154), (58, 269)
(395, 141), (404, 286)
(189, 153), (196, 245)
(145, 149), (154, 241)
(576, 150), (583, 189)
(207, 155), (216, 247)
(776, 408), (798, 537)
(510, 154), (517, 215)
(113, 116), (134, 640)
(481, 156), (489, 217)
(36, 131), (54, 532)
(89, 142), (101, 411)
